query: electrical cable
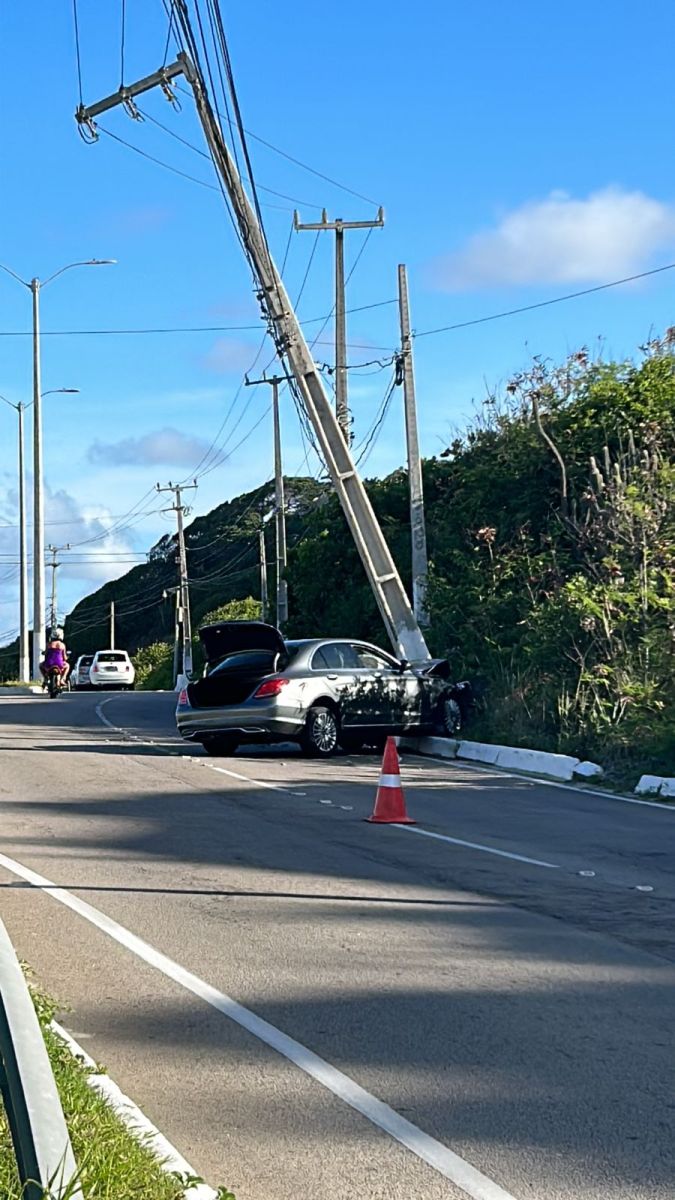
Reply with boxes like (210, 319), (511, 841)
(412, 262), (675, 340)
(174, 79), (381, 208)
(72, 0), (84, 105)
(120, 0), (126, 87)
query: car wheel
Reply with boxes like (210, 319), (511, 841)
(301, 705), (339, 757)
(202, 735), (239, 757)
(437, 695), (462, 736)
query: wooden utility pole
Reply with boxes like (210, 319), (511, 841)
(156, 481), (197, 681)
(245, 373), (292, 629)
(397, 265), (428, 625)
(293, 208), (384, 444)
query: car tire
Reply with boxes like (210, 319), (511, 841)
(203, 735), (239, 757)
(301, 705), (340, 758)
(436, 695), (462, 736)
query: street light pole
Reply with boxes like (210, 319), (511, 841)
(31, 279), (44, 676)
(0, 258), (115, 677)
(17, 403), (28, 682)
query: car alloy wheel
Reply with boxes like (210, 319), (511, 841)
(303, 706), (339, 757)
(441, 696), (462, 735)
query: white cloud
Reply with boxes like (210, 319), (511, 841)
(435, 187), (675, 290)
(201, 338), (259, 373)
(87, 427), (213, 468)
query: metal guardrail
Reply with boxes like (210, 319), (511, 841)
(0, 918), (82, 1199)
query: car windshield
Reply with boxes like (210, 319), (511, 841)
(97, 652), (127, 663)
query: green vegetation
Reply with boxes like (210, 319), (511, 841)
(0, 981), (235, 1198)
(3, 335), (673, 784)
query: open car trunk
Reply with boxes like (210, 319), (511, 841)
(188, 621), (287, 710)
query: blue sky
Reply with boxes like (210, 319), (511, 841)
(2, 0), (675, 639)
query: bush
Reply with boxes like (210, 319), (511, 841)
(133, 642), (174, 690)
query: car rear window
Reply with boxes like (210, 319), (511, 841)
(96, 652), (128, 663)
(209, 650), (278, 676)
(81, 657), (94, 667)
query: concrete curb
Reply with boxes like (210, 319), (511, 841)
(0, 685), (44, 695)
(50, 1021), (219, 1200)
(401, 736), (584, 783)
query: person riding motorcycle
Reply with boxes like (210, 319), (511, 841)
(40, 633), (70, 688)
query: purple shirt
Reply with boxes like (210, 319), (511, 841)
(45, 645), (66, 668)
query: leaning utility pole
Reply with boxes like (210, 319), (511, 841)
(156, 481), (197, 681)
(46, 544), (70, 630)
(245, 373), (292, 628)
(397, 264), (429, 625)
(76, 50), (430, 663)
(294, 209), (384, 444)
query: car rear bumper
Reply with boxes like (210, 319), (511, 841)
(176, 700), (304, 742)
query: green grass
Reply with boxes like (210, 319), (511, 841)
(0, 983), (235, 1199)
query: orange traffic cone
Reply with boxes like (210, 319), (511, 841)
(366, 737), (415, 824)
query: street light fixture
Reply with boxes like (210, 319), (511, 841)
(0, 258), (115, 677)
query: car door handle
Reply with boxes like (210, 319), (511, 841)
(327, 673), (339, 680)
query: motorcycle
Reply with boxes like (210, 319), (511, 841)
(46, 667), (66, 699)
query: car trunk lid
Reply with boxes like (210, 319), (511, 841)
(189, 622), (287, 709)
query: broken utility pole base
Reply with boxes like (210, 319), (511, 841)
(76, 50), (430, 663)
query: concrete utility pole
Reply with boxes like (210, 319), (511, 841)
(76, 56), (430, 663)
(245, 373), (292, 629)
(157, 481), (197, 683)
(397, 264), (429, 625)
(259, 526), (269, 623)
(110, 600), (115, 649)
(46, 544), (71, 630)
(0, 395), (30, 681)
(294, 209), (384, 444)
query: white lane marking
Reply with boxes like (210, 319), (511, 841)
(95, 703), (306, 796)
(0, 851), (517, 1200)
(395, 824), (560, 869)
(420, 755), (675, 812)
(51, 1022), (218, 1200)
(208, 765), (306, 797)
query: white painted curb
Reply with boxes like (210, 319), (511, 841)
(401, 735), (581, 782)
(50, 1021), (218, 1200)
(0, 685), (44, 695)
(635, 774), (675, 798)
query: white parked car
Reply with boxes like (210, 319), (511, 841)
(72, 654), (95, 689)
(89, 649), (136, 690)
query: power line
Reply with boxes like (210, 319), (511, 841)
(413, 261), (675, 340)
(173, 79), (381, 208)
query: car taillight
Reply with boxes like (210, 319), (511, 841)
(92, 665), (98, 672)
(253, 677), (289, 699)
(124, 665), (130, 671)
(178, 688), (188, 705)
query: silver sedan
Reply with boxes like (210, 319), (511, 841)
(176, 620), (466, 757)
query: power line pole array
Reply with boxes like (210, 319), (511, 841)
(77, 52), (430, 663)
(397, 264), (429, 625)
(156, 481), (197, 683)
(245, 373), (292, 629)
(46, 544), (71, 630)
(294, 208), (384, 444)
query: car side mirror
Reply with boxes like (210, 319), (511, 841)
(398, 658), (410, 673)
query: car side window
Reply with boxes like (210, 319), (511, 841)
(313, 643), (360, 670)
(353, 645), (396, 671)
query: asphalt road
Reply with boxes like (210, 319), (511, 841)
(1, 690), (674, 1200)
